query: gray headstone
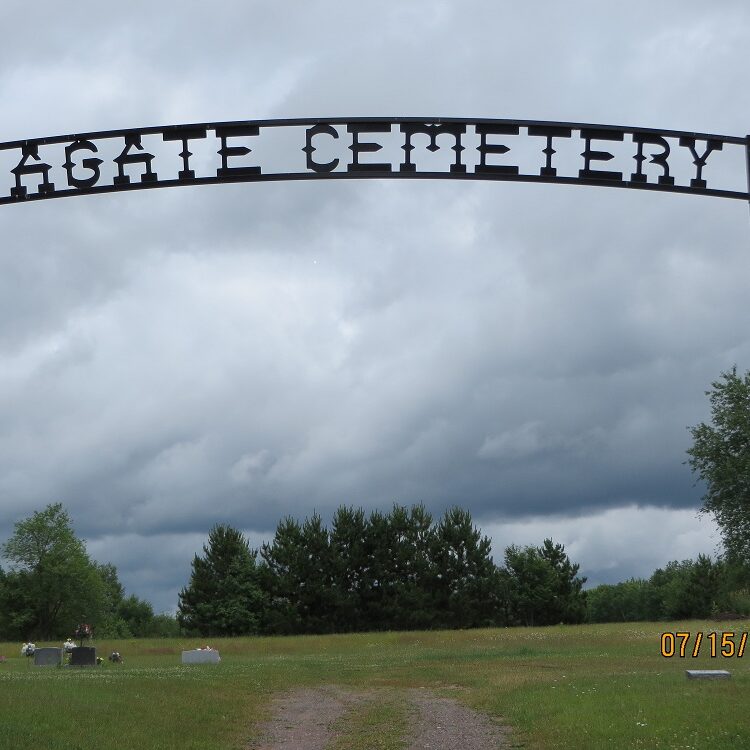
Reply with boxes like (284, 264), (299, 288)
(33, 647), (63, 667)
(685, 669), (731, 680)
(70, 646), (97, 666)
(181, 649), (221, 664)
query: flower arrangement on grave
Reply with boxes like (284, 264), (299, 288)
(74, 623), (93, 646)
(21, 642), (36, 657)
(63, 639), (76, 654)
(108, 651), (123, 664)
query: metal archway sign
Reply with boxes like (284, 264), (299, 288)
(1, 117), (748, 206)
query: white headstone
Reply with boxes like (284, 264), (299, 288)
(181, 649), (221, 664)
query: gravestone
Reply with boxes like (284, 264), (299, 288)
(33, 647), (63, 667)
(181, 649), (221, 664)
(685, 669), (731, 680)
(70, 647), (97, 667)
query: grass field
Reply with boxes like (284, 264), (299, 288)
(1, 620), (748, 749)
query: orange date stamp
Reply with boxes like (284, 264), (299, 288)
(660, 631), (748, 658)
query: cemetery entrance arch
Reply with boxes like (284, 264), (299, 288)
(1, 117), (748, 208)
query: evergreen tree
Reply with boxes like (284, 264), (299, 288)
(297, 513), (336, 633)
(431, 507), (500, 628)
(94, 562), (132, 637)
(178, 524), (265, 636)
(538, 539), (587, 624)
(359, 508), (395, 630)
(259, 516), (305, 634)
(330, 506), (369, 632)
(503, 545), (552, 627)
(388, 503), (435, 630)
(503, 539), (586, 626)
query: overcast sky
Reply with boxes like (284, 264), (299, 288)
(1, 1), (748, 614)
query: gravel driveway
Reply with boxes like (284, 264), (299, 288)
(247, 685), (512, 749)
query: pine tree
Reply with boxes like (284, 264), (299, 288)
(360, 509), (392, 630)
(178, 524), (265, 636)
(330, 506), (368, 632)
(431, 506), (499, 628)
(259, 516), (305, 634)
(297, 513), (336, 633)
(388, 503), (435, 630)
(503, 539), (586, 626)
(538, 539), (587, 624)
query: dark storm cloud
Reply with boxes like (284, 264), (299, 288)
(1, 1), (748, 612)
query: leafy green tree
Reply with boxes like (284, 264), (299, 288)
(117, 594), (155, 637)
(1, 503), (107, 639)
(588, 556), (739, 623)
(687, 366), (750, 562)
(684, 554), (719, 618)
(0, 564), (36, 640)
(649, 556), (720, 620)
(586, 579), (656, 623)
(93, 562), (132, 637)
(178, 524), (266, 636)
(148, 612), (181, 638)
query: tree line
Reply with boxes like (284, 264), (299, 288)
(177, 504), (587, 636)
(587, 555), (750, 623)
(2, 501), (748, 642)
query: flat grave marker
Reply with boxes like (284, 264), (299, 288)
(685, 670), (731, 680)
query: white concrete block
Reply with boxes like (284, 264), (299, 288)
(181, 649), (221, 664)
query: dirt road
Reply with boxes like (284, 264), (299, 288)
(248, 685), (512, 749)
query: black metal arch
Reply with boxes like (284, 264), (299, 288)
(1, 117), (748, 206)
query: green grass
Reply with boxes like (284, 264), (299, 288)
(1, 621), (749, 749)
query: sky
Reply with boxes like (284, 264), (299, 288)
(0, 1), (748, 615)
